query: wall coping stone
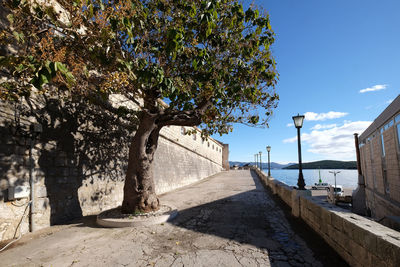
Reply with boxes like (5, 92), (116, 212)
(250, 166), (400, 266)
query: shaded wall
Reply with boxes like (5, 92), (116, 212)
(0, 99), (224, 242)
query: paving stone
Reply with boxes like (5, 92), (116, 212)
(0, 170), (343, 266)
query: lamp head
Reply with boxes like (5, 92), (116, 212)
(266, 146), (271, 152)
(292, 114), (305, 128)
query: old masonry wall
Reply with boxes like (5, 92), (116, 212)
(0, 100), (227, 242)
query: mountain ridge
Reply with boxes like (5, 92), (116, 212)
(283, 160), (357, 169)
(229, 161), (296, 169)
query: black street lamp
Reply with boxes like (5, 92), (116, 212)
(259, 151), (262, 170)
(266, 146), (271, 177)
(255, 153), (259, 168)
(292, 114), (305, 190)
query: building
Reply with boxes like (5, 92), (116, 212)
(358, 94), (400, 228)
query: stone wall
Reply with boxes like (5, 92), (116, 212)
(358, 96), (400, 225)
(154, 126), (223, 195)
(0, 99), (224, 242)
(253, 167), (400, 267)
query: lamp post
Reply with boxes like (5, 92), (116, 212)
(266, 146), (271, 177)
(259, 151), (262, 170)
(329, 171), (341, 195)
(255, 153), (259, 168)
(292, 114), (305, 190)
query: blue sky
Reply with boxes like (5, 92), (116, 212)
(212, 0), (400, 164)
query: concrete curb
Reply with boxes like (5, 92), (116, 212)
(96, 205), (178, 228)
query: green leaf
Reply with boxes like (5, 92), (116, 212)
(89, 4), (94, 18)
(40, 73), (49, 85)
(12, 31), (24, 43)
(55, 62), (68, 74)
(7, 14), (14, 23)
(192, 59), (198, 70)
(189, 5), (196, 17)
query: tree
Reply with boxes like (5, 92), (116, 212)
(0, 0), (279, 213)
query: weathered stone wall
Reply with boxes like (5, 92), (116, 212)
(154, 135), (222, 195)
(253, 167), (400, 267)
(0, 100), (224, 242)
(358, 109), (400, 223)
(222, 143), (230, 170)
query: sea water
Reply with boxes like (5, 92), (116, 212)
(262, 169), (358, 189)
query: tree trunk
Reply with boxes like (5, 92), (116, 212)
(121, 113), (161, 213)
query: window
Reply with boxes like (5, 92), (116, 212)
(397, 123), (400, 150)
(207, 142), (210, 147)
(395, 113), (400, 151)
(212, 144), (214, 149)
(368, 137), (377, 189)
(192, 133), (197, 140)
(383, 120), (394, 131)
(380, 128), (385, 157)
(181, 127), (186, 135)
(395, 113), (400, 123)
(383, 170), (390, 195)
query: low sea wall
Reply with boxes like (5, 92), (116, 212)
(253, 167), (400, 267)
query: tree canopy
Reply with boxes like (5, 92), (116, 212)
(1, 0), (279, 136)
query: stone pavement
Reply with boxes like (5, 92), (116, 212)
(0, 170), (347, 266)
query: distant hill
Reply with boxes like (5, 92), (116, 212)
(283, 160), (357, 170)
(229, 161), (296, 169)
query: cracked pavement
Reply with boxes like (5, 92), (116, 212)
(0, 170), (347, 266)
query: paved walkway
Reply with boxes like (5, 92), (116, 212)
(0, 170), (346, 266)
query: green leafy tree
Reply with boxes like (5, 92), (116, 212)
(0, 0), (278, 213)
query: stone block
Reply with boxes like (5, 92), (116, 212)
(35, 185), (47, 198)
(329, 225), (341, 245)
(54, 157), (68, 167)
(368, 252), (385, 267)
(376, 235), (400, 266)
(300, 202), (308, 218)
(359, 228), (377, 255)
(331, 213), (343, 231)
(291, 189), (311, 217)
(350, 239), (368, 267)
(319, 207), (331, 231)
(56, 176), (69, 184)
(342, 217), (355, 239)
(351, 224), (367, 246)
(340, 250), (355, 267)
(35, 197), (50, 212)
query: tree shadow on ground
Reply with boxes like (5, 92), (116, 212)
(165, 171), (348, 267)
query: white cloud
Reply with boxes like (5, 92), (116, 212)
(283, 121), (372, 160)
(359, 84), (387, 93)
(386, 99), (394, 104)
(304, 111), (348, 121)
(283, 136), (297, 143)
(311, 124), (337, 130)
(286, 123), (293, 127)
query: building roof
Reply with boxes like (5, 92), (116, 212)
(359, 94), (400, 141)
